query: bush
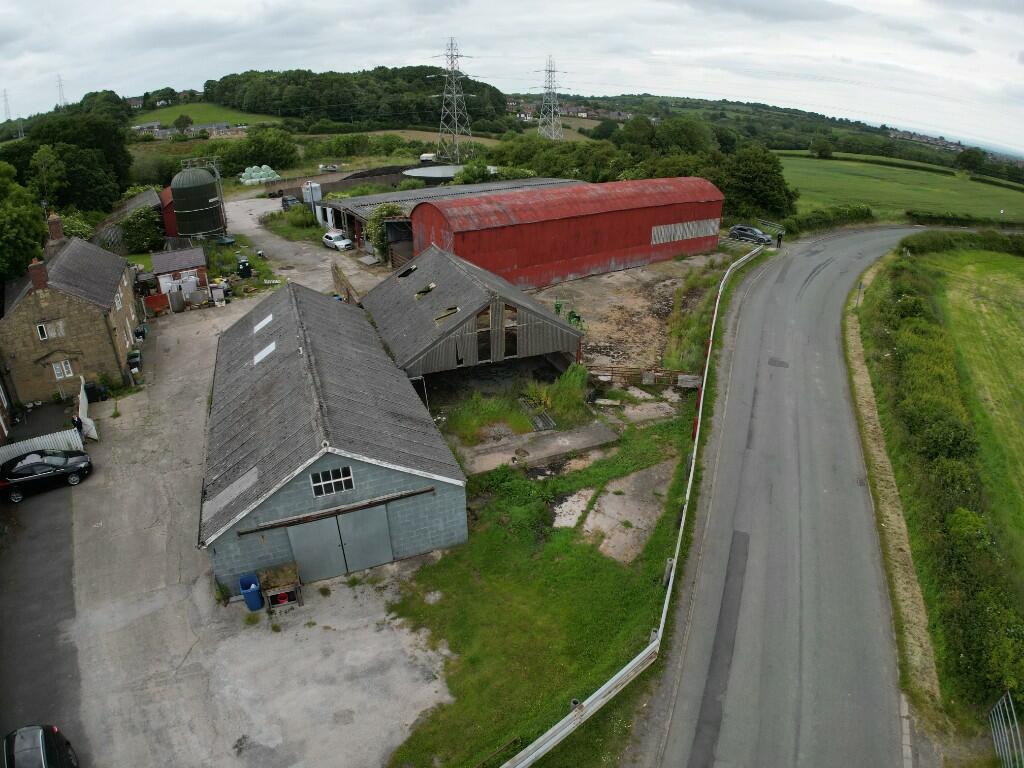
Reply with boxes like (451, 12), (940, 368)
(121, 206), (163, 252)
(59, 210), (95, 240)
(523, 364), (590, 428)
(900, 229), (1024, 256)
(781, 204), (874, 236)
(397, 178), (426, 191)
(904, 210), (1024, 230)
(284, 204), (316, 228)
(862, 252), (1024, 702)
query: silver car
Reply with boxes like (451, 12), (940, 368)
(322, 232), (354, 250)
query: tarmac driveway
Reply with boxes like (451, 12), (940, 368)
(2, 295), (451, 767)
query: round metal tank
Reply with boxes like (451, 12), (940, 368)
(171, 167), (224, 236)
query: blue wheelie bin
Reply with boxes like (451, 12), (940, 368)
(239, 573), (264, 612)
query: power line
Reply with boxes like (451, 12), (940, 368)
(432, 37), (474, 163)
(537, 56), (564, 141)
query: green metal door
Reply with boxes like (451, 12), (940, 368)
(337, 505), (394, 573)
(287, 517), (349, 583)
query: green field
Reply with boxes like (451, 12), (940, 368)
(131, 103), (278, 127)
(775, 149), (957, 173)
(781, 155), (1024, 220)
(926, 250), (1024, 594)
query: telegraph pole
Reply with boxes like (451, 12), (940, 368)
(538, 55), (564, 141)
(1, 89), (21, 138)
(433, 38), (473, 163)
(57, 74), (68, 107)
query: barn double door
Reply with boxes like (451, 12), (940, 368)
(286, 505), (394, 583)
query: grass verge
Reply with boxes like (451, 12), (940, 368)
(856, 240), (1024, 724)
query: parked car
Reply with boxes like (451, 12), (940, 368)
(3, 725), (79, 767)
(322, 232), (354, 251)
(729, 225), (772, 245)
(0, 450), (93, 504)
(266, 189), (284, 198)
(281, 196), (300, 211)
(318, 163), (339, 172)
(213, 235), (236, 246)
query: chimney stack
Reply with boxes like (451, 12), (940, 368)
(47, 211), (64, 243)
(28, 258), (48, 291)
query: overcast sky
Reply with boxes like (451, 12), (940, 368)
(2, 0), (1022, 155)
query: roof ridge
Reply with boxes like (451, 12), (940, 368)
(288, 284), (332, 450)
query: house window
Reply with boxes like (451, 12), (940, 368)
(416, 282), (436, 298)
(434, 306), (459, 324)
(114, 292), (123, 311)
(36, 324), (48, 341)
(397, 264), (417, 278)
(52, 360), (73, 380)
(310, 466), (353, 497)
(253, 314), (273, 333)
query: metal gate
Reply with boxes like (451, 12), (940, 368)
(287, 517), (349, 583)
(286, 506), (395, 583)
(338, 505), (393, 572)
(991, 691), (1024, 767)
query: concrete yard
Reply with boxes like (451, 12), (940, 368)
(0, 295), (453, 767)
(532, 254), (719, 368)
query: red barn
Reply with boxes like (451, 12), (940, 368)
(159, 186), (179, 238)
(410, 177), (723, 288)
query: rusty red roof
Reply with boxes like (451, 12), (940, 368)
(412, 177), (723, 232)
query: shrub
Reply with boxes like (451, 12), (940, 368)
(364, 202), (404, 255)
(523, 364), (590, 427)
(121, 206), (163, 252)
(59, 210), (95, 240)
(904, 210), (1024, 230)
(397, 178), (426, 191)
(900, 229), (1024, 256)
(781, 204), (874, 236)
(284, 204), (316, 228)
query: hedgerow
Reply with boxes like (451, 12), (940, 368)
(781, 203), (875, 236)
(862, 254), (1024, 704)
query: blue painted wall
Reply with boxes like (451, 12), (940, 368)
(209, 451), (467, 593)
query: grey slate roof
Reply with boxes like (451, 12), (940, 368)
(199, 282), (464, 545)
(47, 238), (128, 308)
(322, 177), (583, 219)
(151, 247), (206, 275)
(361, 245), (582, 369)
(2, 238), (127, 316)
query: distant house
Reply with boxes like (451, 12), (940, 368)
(126, 97), (143, 110)
(361, 245), (582, 379)
(0, 216), (139, 402)
(133, 121), (161, 134)
(155, 99), (170, 107)
(198, 283), (467, 591)
(187, 122), (230, 137)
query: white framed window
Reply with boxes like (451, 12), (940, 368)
(36, 324), (48, 341)
(310, 466), (353, 497)
(114, 292), (123, 311)
(52, 360), (73, 380)
(253, 314), (273, 333)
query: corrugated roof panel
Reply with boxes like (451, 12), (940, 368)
(413, 177), (724, 233)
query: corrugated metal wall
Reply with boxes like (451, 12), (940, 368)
(405, 298), (580, 377)
(412, 197), (723, 289)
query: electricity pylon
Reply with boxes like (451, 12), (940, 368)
(538, 55), (564, 141)
(434, 38), (473, 163)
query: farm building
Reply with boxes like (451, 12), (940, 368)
(410, 177), (724, 288)
(361, 245), (583, 379)
(314, 178), (582, 267)
(198, 283), (466, 592)
(92, 188), (162, 254)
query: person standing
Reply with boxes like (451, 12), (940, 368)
(776, 231), (784, 249)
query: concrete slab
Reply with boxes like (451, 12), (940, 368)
(552, 489), (594, 528)
(584, 460), (675, 563)
(460, 420), (619, 475)
(623, 400), (677, 424)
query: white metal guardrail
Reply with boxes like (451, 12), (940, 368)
(991, 691), (1024, 768)
(500, 244), (766, 768)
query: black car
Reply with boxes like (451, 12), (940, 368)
(729, 225), (773, 245)
(3, 725), (79, 767)
(281, 195), (300, 211)
(0, 450), (92, 504)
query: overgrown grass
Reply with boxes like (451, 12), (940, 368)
(445, 392), (533, 445)
(387, 413), (694, 768)
(523, 364), (590, 428)
(205, 234), (278, 289)
(262, 205), (322, 242)
(859, 245), (1024, 716)
(663, 263), (725, 371)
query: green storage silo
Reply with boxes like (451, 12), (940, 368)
(171, 167), (224, 236)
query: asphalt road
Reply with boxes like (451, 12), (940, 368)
(646, 228), (920, 767)
(0, 486), (86, 754)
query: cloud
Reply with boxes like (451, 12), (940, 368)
(928, 0), (1023, 15)
(1019, 50), (1024, 65)
(683, 0), (856, 22)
